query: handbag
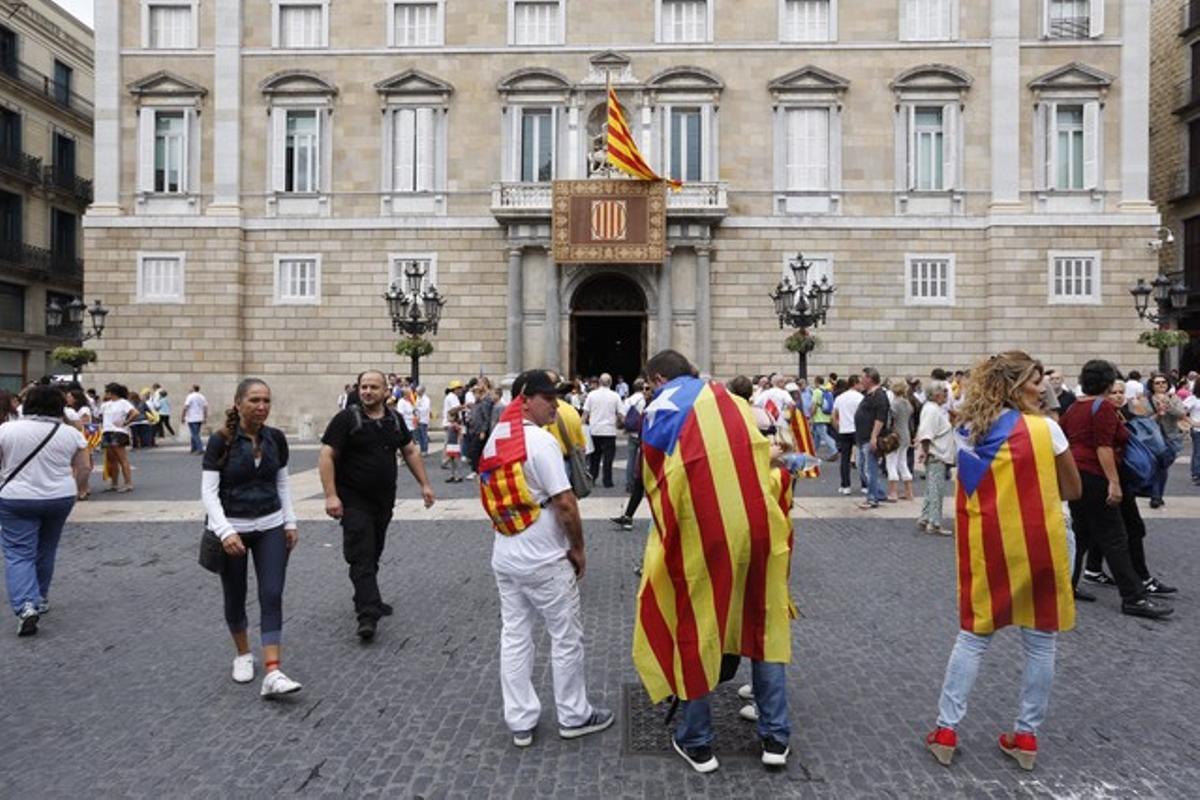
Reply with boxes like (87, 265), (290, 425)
(556, 415), (594, 499)
(0, 422), (61, 493)
(198, 527), (225, 573)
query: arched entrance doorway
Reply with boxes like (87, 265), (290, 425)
(570, 272), (647, 380)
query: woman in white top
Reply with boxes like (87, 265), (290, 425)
(65, 388), (94, 500)
(201, 378), (302, 697)
(0, 385), (89, 637)
(99, 383), (138, 493)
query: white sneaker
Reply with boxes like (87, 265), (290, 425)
(837, 487), (851, 496)
(739, 704), (759, 722)
(737, 683), (754, 701)
(260, 669), (302, 698)
(232, 653), (255, 684)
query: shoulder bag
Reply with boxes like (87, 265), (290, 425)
(556, 415), (594, 499)
(0, 422), (62, 494)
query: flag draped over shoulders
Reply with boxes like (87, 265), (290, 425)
(633, 377), (795, 703)
(955, 410), (1074, 635)
(478, 399), (540, 536)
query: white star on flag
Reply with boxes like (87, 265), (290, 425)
(482, 421), (511, 459)
(644, 386), (680, 431)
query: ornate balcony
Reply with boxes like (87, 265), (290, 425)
(0, 240), (83, 284)
(0, 149), (43, 187)
(42, 164), (93, 206)
(490, 180), (728, 223)
(0, 61), (93, 126)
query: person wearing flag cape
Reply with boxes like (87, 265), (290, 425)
(925, 352), (1081, 772)
(632, 350), (797, 774)
(478, 369), (613, 749)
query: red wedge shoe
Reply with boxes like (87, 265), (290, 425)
(998, 732), (1037, 771)
(925, 727), (957, 766)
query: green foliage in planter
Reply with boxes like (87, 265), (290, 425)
(1137, 330), (1190, 350)
(395, 337), (435, 359)
(784, 330), (819, 354)
(50, 346), (98, 369)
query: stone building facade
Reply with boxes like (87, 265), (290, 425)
(88, 0), (1158, 430)
(0, 0), (93, 389)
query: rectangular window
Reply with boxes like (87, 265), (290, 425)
(285, 110), (319, 193)
(905, 255), (953, 304)
(782, 0), (829, 42)
(0, 108), (20, 159)
(137, 253), (185, 302)
(669, 107), (703, 183)
(0, 190), (21, 242)
(276, 255), (321, 304)
(279, 3), (324, 48)
(520, 109), (554, 182)
(903, 0), (951, 40)
(52, 60), (72, 106)
(154, 111), (186, 193)
(393, 1), (439, 46)
(148, 3), (194, 48)
(786, 108), (829, 191)
(513, 1), (560, 45)
(661, 0), (708, 43)
(0, 282), (23, 332)
(1048, 0), (1089, 38)
(913, 107), (944, 191)
(1055, 105), (1084, 191)
(0, 26), (16, 77)
(1048, 252), (1100, 304)
(393, 108), (436, 192)
(0, 348), (23, 391)
(51, 209), (76, 263)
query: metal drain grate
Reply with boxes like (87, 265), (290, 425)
(621, 682), (764, 758)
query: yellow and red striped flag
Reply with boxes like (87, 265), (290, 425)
(478, 399), (541, 536)
(787, 408), (820, 479)
(633, 377), (795, 703)
(955, 410), (1075, 635)
(606, 84), (682, 189)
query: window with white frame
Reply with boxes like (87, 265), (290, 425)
(137, 252), (185, 302)
(905, 254), (954, 305)
(659, 0), (709, 43)
(284, 110), (320, 193)
(1036, 100), (1099, 192)
(1055, 106), (1084, 190)
(391, 1), (441, 46)
(900, 0), (954, 41)
(275, 255), (321, 303)
(786, 107), (829, 191)
(912, 107), (944, 191)
(153, 111), (187, 193)
(1044, 0), (1102, 39)
(137, 105), (199, 200)
(511, 0), (562, 45)
(669, 107), (703, 183)
(275, 1), (327, 48)
(392, 107), (436, 193)
(388, 253), (438, 293)
(781, 0), (833, 43)
(1048, 252), (1100, 304)
(145, 1), (196, 49)
(520, 108), (554, 182)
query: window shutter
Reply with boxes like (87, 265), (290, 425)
(1082, 100), (1099, 190)
(270, 108), (287, 193)
(395, 108), (415, 191)
(1045, 101), (1058, 190)
(138, 108), (156, 193)
(785, 109), (798, 190)
(659, 104), (672, 176)
(1040, 0), (1050, 37)
(1033, 102), (1047, 191)
(416, 107), (435, 191)
(380, 109), (393, 193)
(899, 0), (910, 40)
(183, 108), (195, 195)
(701, 104), (713, 181)
(317, 109), (328, 192)
(905, 105), (916, 190)
(894, 105), (910, 192)
(1088, 0), (1103, 38)
(942, 103), (957, 191)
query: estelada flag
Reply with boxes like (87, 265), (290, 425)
(787, 408), (820, 479)
(606, 83), (682, 189)
(478, 399), (541, 536)
(955, 409), (1075, 635)
(633, 377), (795, 703)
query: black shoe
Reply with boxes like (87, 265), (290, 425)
(610, 515), (632, 530)
(761, 737), (789, 768)
(1144, 577), (1178, 596)
(672, 738), (719, 773)
(357, 617), (377, 641)
(1073, 589), (1096, 602)
(1083, 570), (1116, 586)
(1121, 598), (1174, 620)
(1149, 497), (1164, 509)
(380, 602), (394, 616)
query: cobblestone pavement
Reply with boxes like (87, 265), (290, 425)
(2, 482), (1197, 798)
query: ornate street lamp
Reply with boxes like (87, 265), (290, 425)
(383, 261), (446, 385)
(1131, 274), (1191, 371)
(768, 252), (838, 380)
(45, 297), (108, 341)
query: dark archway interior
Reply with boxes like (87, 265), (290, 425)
(570, 273), (647, 381)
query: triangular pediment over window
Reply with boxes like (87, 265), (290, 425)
(127, 70), (208, 99)
(375, 69), (454, 101)
(590, 51), (631, 71)
(1029, 63), (1114, 91)
(260, 70), (338, 98)
(768, 66), (850, 102)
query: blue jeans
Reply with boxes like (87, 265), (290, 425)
(1151, 463), (1170, 502)
(863, 447), (887, 502)
(416, 423), (429, 455)
(936, 628), (1057, 735)
(1191, 430), (1200, 481)
(812, 422), (836, 457)
(0, 496), (74, 614)
(676, 661), (790, 747)
(188, 421), (204, 453)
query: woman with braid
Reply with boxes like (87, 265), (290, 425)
(201, 378), (301, 697)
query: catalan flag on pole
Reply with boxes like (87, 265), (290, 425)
(787, 408), (821, 479)
(606, 82), (682, 189)
(633, 377), (795, 703)
(478, 399), (542, 536)
(955, 410), (1075, 635)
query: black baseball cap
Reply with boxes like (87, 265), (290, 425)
(515, 369), (557, 397)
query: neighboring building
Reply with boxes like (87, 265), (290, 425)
(89, 0), (1158, 430)
(1151, 0), (1200, 372)
(0, 0), (93, 390)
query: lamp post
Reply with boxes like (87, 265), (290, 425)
(46, 297), (109, 380)
(383, 260), (446, 385)
(1130, 275), (1190, 371)
(769, 253), (836, 381)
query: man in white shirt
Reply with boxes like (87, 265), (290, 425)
(754, 374), (795, 429)
(414, 386), (432, 455)
(1183, 390), (1200, 484)
(582, 373), (622, 488)
(183, 385), (208, 455)
(1124, 370), (1145, 403)
(615, 375), (629, 400)
(831, 377), (864, 495)
(489, 369), (613, 748)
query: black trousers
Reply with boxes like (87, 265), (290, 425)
(589, 435), (617, 488)
(837, 432), (857, 489)
(1069, 471), (1145, 601)
(340, 490), (395, 621)
(1086, 489), (1151, 582)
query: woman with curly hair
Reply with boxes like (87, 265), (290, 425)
(925, 352), (1080, 772)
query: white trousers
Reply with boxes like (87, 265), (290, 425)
(494, 558), (593, 732)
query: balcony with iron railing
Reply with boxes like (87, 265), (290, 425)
(491, 180), (729, 222)
(42, 164), (93, 205)
(0, 148), (43, 186)
(1048, 16), (1089, 39)
(1184, 0), (1200, 35)
(0, 240), (83, 281)
(0, 60), (93, 122)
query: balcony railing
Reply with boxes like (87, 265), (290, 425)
(1184, 1), (1200, 34)
(42, 164), (93, 205)
(0, 240), (83, 278)
(0, 61), (93, 118)
(491, 180), (729, 219)
(1048, 16), (1089, 39)
(0, 148), (43, 185)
